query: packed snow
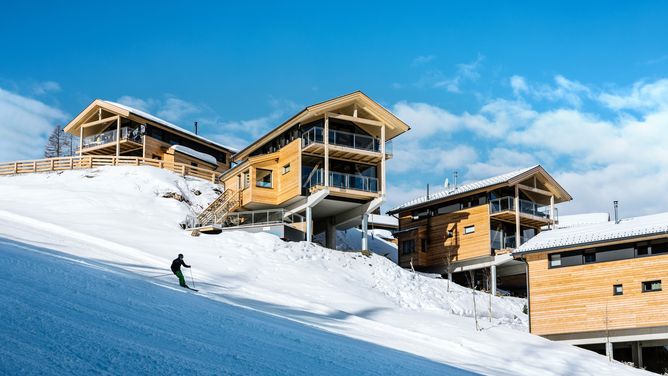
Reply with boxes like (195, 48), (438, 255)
(168, 145), (218, 166)
(556, 212), (611, 229)
(0, 166), (648, 375)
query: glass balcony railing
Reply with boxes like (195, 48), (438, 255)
(222, 208), (305, 228)
(301, 127), (391, 155)
(82, 127), (142, 149)
(489, 196), (551, 219)
(304, 169), (379, 193)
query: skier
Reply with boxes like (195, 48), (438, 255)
(171, 253), (191, 288)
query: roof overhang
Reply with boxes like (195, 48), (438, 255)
(232, 91), (410, 162)
(513, 231), (668, 257)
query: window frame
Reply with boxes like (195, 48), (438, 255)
(255, 168), (273, 189)
(464, 225), (475, 235)
(642, 280), (662, 293)
(281, 164), (291, 175)
(613, 284), (623, 296)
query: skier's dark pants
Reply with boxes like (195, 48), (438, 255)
(174, 270), (186, 287)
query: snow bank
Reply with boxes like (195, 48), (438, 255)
(169, 145), (218, 166)
(0, 166), (648, 375)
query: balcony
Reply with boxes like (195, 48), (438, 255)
(221, 208), (305, 229)
(305, 168), (379, 194)
(301, 127), (392, 163)
(489, 196), (553, 227)
(80, 127), (143, 155)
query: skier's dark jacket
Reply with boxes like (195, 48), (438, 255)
(171, 258), (190, 273)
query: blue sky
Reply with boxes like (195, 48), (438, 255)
(2, 1), (668, 216)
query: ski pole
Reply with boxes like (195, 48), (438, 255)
(189, 268), (195, 288)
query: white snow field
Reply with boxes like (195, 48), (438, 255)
(0, 167), (648, 375)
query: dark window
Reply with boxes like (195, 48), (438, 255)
(596, 246), (635, 262)
(190, 162), (198, 167)
(400, 239), (415, 255)
(637, 244), (651, 257)
(437, 203), (461, 215)
(152, 154), (162, 160)
(584, 251), (596, 264)
(652, 240), (668, 255)
(613, 284), (623, 296)
(421, 239), (428, 253)
(642, 280), (662, 292)
(256, 169), (273, 188)
(412, 210), (429, 220)
(549, 252), (583, 268)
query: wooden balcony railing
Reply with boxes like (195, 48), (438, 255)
(0, 156), (222, 183)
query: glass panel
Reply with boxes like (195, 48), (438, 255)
(256, 169), (272, 188)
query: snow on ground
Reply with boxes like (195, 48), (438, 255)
(0, 166), (649, 375)
(313, 228), (398, 263)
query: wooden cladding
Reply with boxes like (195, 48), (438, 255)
(397, 204), (492, 268)
(526, 251), (668, 336)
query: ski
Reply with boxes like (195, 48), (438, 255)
(184, 286), (199, 292)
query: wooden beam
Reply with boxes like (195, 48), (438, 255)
(324, 113), (329, 186)
(515, 184), (521, 248)
(353, 103), (358, 118)
(550, 195), (555, 230)
(325, 112), (383, 127)
(81, 115), (120, 129)
(79, 127), (83, 156)
(517, 183), (553, 197)
(115, 117), (121, 157)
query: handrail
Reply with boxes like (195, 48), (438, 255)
(0, 156), (221, 183)
(302, 126), (385, 153)
(304, 168), (378, 193)
(489, 196), (550, 219)
(81, 127), (141, 149)
(221, 208), (305, 228)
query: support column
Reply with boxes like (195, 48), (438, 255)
(491, 264), (497, 296)
(605, 341), (614, 362)
(550, 195), (555, 229)
(306, 206), (313, 243)
(361, 213), (369, 251)
(326, 219), (337, 249)
(515, 184), (521, 248)
(115, 116), (121, 157)
(324, 114), (329, 187)
(79, 127), (83, 156)
(380, 125), (386, 194)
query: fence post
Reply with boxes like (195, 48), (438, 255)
(181, 165), (186, 176)
(13, 162), (17, 174)
(32, 161), (36, 173)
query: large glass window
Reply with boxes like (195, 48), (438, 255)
(400, 239), (415, 255)
(256, 169), (273, 188)
(642, 280), (662, 292)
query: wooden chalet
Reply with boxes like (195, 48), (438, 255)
(195, 91), (410, 247)
(63, 100), (235, 172)
(387, 165), (572, 296)
(514, 212), (668, 371)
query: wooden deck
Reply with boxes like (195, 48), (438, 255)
(0, 156), (222, 183)
(302, 142), (383, 164)
(79, 140), (143, 155)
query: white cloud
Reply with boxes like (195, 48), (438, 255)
(597, 79), (668, 112)
(32, 81), (61, 95)
(389, 77), (668, 216)
(0, 87), (69, 161)
(116, 95), (201, 123)
(411, 55), (436, 66)
(433, 55), (484, 93)
(510, 75), (529, 96)
(389, 143), (478, 174)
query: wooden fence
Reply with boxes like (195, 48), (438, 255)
(0, 156), (222, 183)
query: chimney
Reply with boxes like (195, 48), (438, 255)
(194, 121), (199, 135)
(613, 201), (619, 223)
(426, 183), (430, 200)
(454, 170), (458, 189)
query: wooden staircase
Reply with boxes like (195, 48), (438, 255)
(196, 188), (242, 227)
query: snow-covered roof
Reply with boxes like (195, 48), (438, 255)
(104, 100), (238, 153)
(388, 165), (540, 213)
(168, 145), (218, 166)
(556, 212), (610, 229)
(516, 211), (668, 254)
(368, 214), (398, 228)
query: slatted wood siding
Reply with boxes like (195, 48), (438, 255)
(0, 156), (221, 183)
(398, 204), (492, 268)
(526, 251), (668, 336)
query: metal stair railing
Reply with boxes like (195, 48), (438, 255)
(195, 188), (243, 227)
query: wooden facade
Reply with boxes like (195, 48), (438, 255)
(523, 238), (668, 337)
(63, 100), (234, 173)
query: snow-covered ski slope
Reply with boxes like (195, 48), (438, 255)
(0, 167), (647, 375)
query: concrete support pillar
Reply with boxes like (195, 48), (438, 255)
(306, 206), (312, 243)
(491, 264), (497, 296)
(361, 213), (369, 251)
(631, 341), (643, 369)
(605, 341), (614, 362)
(325, 220), (337, 250)
(447, 272), (453, 282)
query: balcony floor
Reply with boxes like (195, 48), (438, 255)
(302, 142), (383, 164)
(79, 140), (143, 155)
(490, 210), (552, 228)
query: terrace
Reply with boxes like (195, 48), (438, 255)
(301, 127), (392, 163)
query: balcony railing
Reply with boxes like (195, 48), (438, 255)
(302, 127), (392, 155)
(222, 208), (305, 228)
(82, 127), (142, 149)
(491, 234), (530, 250)
(489, 196), (551, 219)
(305, 168), (379, 193)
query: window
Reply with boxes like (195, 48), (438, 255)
(190, 162), (198, 167)
(256, 169), (273, 188)
(412, 210), (429, 220)
(400, 239), (415, 255)
(421, 239), (428, 253)
(642, 280), (662, 292)
(152, 154), (162, 160)
(464, 225), (475, 235)
(437, 203), (461, 215)
(584, 251), (596, 264)
(549, 254), (561, 267)
(613, 284), (623, 296)
(282, 164), (291, 175)
(242, 171), (250, 189)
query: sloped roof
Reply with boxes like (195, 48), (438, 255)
(103, 101), (238, 152)
(388, 165), (551, 214)
(515, 212), (668, 254)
